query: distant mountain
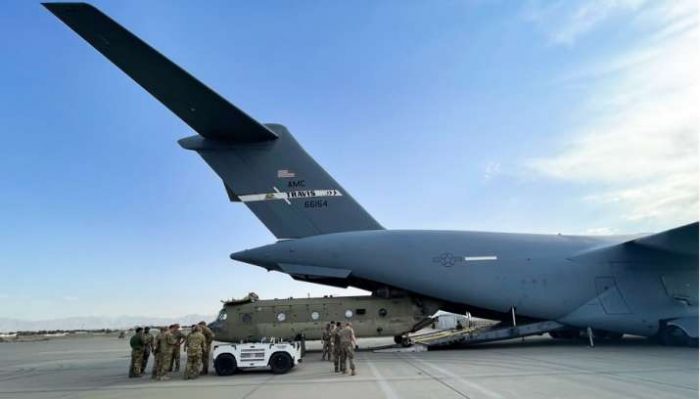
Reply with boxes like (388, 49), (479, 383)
(0, 314), (216, 332)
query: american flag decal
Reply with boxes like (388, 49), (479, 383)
(277, 169), (296, 178)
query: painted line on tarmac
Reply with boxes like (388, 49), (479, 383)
(399, 354), (470, 399)
(366, 358), (400, 399)
(409, 355), (503, 399)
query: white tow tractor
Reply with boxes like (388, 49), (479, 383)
(212, 339), (303, 375)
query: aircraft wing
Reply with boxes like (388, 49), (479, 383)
(571, 222), (698, 267)
(43, 2), (277, 143)
(626, 222), (698, 257)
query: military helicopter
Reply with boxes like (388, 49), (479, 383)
(208, 293), (437, 345)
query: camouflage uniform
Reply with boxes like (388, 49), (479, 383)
(151, 329), (165, 379)
(331, 325), (342, 372)
(169, 329), (184, 372)
(321, 326), (332, 361)
(200, 324), (215, 375)
(184, 329), (206, 379)
(129, 331), (145, 377)
(142, 331), (154, 373)
(157, 330), (177, 380)
(338, 325), (356, 375)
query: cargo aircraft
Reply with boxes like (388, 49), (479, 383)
(45, 3), (698, 346)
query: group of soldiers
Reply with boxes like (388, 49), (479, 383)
(128, 321), (215, 381)
(321, 321), (357, 376)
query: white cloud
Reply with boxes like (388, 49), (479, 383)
(527, 1), (699, 229)
(62, 295), (79, 302)
(524, 0), (648, 45)
(483, 161), (502, 181)
(583, 227), (618, 235)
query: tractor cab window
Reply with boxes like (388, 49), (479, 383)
(217, 309), (228, 321)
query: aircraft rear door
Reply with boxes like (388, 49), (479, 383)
(595, 276), (632, 315)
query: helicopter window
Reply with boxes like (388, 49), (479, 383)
(344, 309), (353, 319)
(356, 309), (366, 315)
(277, 312), (287, 322)
(378, 308), (388, 317)
(217, 309), (228, 321)
(241, 313), (252, 323)
(311, 311), (320, 320)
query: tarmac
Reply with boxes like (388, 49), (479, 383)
(0, 335), (697, 399)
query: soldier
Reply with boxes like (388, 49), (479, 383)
(156, 325), (178, 381)
(329, 321), (336, 362)
(141, 327), (153, 373)
(151, 327), (165, 379)
(321, 323), (332, 361)
(128, 327), (145, 378)
(331, 321), (342, 372)
(184, 325), (206, 380)
(338, 322), (357, 376)
(169, 323), (184, 372)
(198, 321), (215, 375)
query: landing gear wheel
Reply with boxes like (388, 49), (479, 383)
(269, 352), (293, 374)
(214, 353), (237, 376)
(394, 335), (403, 345)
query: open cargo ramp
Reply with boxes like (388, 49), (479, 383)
(413, 320), (566, 349)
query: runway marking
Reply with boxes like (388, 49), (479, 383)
(409, 355), (503, 399)
(365, 357), (400, 399)
(241, 374), (277, 399)
(399, 355), (471, 399)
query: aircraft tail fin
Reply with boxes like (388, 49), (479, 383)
(178, 124), (383, 239)
(43, 2), (277, 143)
(44, 2), (383, 239)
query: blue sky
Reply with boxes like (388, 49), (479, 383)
(1, 1), (697, 320)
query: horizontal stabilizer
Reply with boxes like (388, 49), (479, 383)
(43, 2), (277, 143)
(180, 124), (383, 238)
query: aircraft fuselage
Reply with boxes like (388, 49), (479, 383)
(232, 230), (698, 337)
